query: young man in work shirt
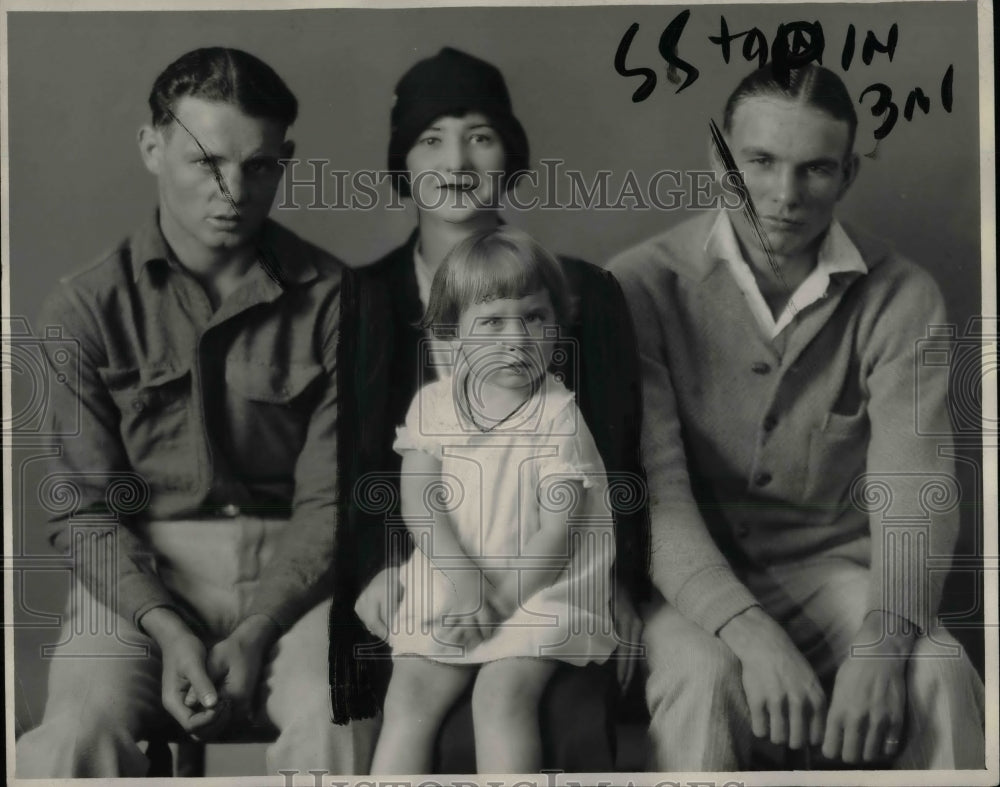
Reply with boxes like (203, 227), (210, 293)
(16, 47), (377, 777)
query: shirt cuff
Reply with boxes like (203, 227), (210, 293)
(865, 549), (939, 635)
(243, 586), (307, 632)
(671, 564), (762, 635)
(118, 574), (181, 633)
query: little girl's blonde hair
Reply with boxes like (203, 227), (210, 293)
(422, 226), (575, 338)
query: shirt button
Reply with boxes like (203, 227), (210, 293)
(751, 361), (771, 375)
(763, 414), (778, 431)
(736, 522), (750, 538)
(220, 503), (241, 518)
(132, 399), (145, 412)
(754, 472), (772, 487)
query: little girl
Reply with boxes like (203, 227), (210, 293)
(370, 227), (617, 774)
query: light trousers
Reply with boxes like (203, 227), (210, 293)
(16, 518), (378, 778)
(641, 552), (985, 771)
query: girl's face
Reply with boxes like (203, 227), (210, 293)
(405, 112), (506, 224)
(454, 290), (557, 392)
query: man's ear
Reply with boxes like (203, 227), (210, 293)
(279, 139), (296, 163)
(138, 125), (164, 176)
(837, 153), (860, 201)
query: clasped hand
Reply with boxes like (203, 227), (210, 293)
(721, 607), (911, 763)
(432, 569), (508, 653)
(155, 613), (277, 741)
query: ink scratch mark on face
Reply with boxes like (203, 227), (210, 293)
(164, 106), (284, 287)
(709, 118), (794, 309)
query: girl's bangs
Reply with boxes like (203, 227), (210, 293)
(459, 242), (546, 307)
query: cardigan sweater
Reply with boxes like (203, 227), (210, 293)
(609, 212), (958, 637)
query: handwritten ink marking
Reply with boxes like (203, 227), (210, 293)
(841, 24), (857, 71)
(709, 17), (770, 69)
(904, 87), (931, 122)
(618, 13), (955, 149)
(771, 21), (825, 86)
(860, 83), (900, 141)
(615, 23), (657, 103)
(659, 9), (699, 91)
(941, 64), (954, 112)
(862, 23), (899, 66)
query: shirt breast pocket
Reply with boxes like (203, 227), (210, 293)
(99, 364), (193, 487)
(804, 411), (869, 506)
(224, 360), (327, 457)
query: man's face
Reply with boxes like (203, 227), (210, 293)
(405, 112), (506, 223)
(724, 96), (857, 264)
(140, 96), (291, 258)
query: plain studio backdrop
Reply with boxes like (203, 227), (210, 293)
(5, 1), (985, 765)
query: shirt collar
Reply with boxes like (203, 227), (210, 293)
(705, 210), (868, 338)
(128, 212), (173, 281)
(705, 210), (868, 279)
(413, 243), (435, 312)
(129, 211), (318, 286)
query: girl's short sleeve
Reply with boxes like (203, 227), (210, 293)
(536, 403), (601, 489)
(393, 382), (445, 459)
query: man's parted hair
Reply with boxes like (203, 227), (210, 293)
(422, 226), (574, 338)
(149, 47), (298, 131)
(723, 63), (858, 155)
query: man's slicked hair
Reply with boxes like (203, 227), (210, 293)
(149, 47), (298, 131)
(723, 63), (858, 154)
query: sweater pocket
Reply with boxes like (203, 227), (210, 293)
(804, 412), (869, 511)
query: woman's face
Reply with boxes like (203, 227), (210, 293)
(405, 112), (506, 223)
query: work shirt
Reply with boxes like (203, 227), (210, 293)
(39, 213), (347, 632)
(609, 212), (958, 636)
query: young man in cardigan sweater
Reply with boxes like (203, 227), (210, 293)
(609, 64), (984, 771)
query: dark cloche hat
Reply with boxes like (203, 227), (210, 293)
(388, 47), (530, 196)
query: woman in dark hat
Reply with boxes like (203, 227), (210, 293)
(344, 47), (649, 772)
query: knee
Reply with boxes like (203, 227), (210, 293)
(22, 703), (134, 757)
(471, 665), (543, 724)
(646, 635), (743, 714)
(383, 663), (450, 719)
(908, 634), (984, 701)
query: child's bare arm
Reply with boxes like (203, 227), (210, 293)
(400, 449), (499, 644)
(400, 449), (477, 577)
(491, 477), (583, 617)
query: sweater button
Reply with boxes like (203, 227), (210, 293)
(751, 361), (771, 374)
(754, 472), (772, 487)
(763, 414), (778, 431)
(220, 503), (241, 517)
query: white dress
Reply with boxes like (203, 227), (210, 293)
(389, 373), (617, 665)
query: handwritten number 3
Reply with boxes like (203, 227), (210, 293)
(860, 83), (899, 140)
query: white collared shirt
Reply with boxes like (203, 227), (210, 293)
(705, 211), (868, 339)
(414, 244), (435, 312)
